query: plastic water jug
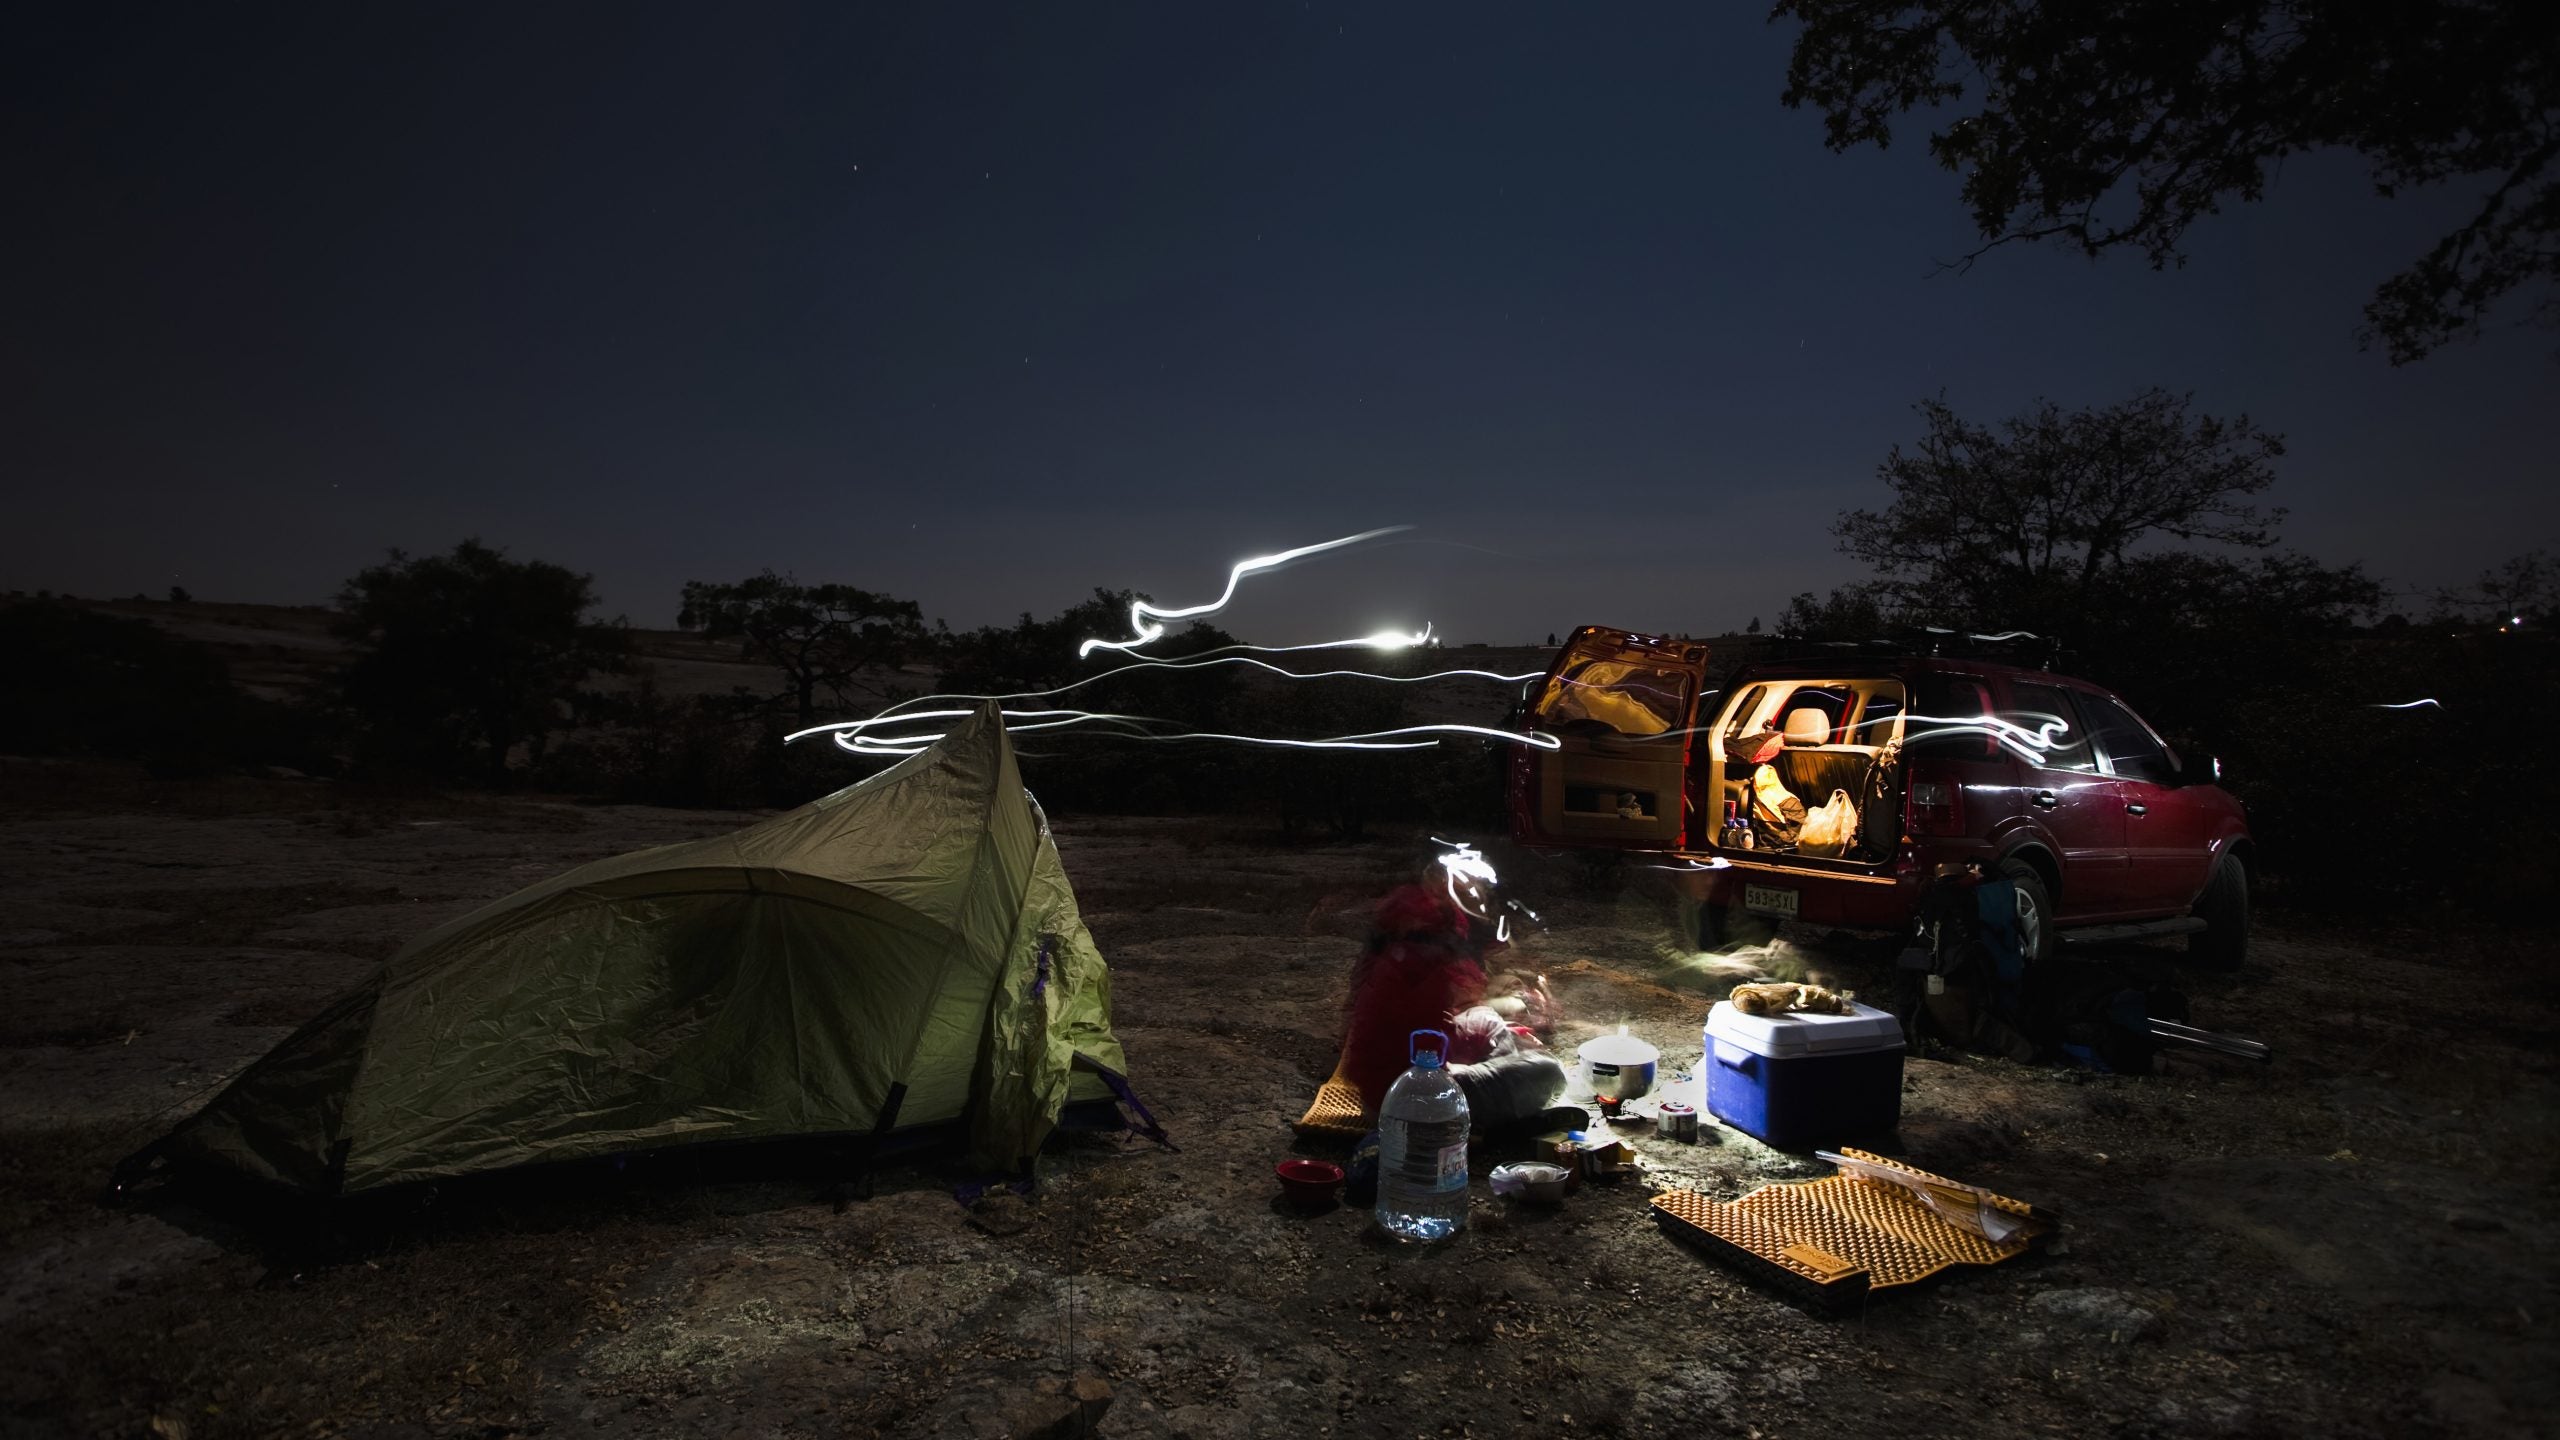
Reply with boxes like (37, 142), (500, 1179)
(1376, 1028), (1470, 1241)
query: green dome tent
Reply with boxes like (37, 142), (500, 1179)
(121, 702), (1139, 1196)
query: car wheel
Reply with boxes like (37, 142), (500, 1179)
(2187, 852), (2249, 970)
(1998, 859), (2053, 965)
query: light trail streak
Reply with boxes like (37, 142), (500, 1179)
(1914, 627), (2044, 644)
(1436, 842), (1501, 919)
(2369, 698), (2442, 710)
(798, 711), (1563, 756)
(788, 707), (1140, 744)
(858, 635), (1537, 726)
(1074, 654), (1535, 688)
(1136, 723), (1562, 752)
(1432, 838), (1544, 943)
(805, 709), (1171, 756)
(793, 526), (1563, 761)
(1077, 526), (1413, 657)
(1901, 711), (2075, 764)
(844, 625), (1536, 727)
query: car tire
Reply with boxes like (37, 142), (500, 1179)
(2187, 852), (2249, 970)
(1998, 859), (2054, 966)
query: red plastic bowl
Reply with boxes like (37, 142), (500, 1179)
(1275, 1158), (1345, 1210)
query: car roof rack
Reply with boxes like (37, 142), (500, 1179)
(1756, 627), (2069, 670)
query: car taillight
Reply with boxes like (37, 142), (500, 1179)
(1906, 770), (1963, 837)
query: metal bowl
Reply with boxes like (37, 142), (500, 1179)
(1489, 1161), (1572, 1205)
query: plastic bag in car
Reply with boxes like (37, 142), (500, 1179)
(1797, 788), (1860, 857)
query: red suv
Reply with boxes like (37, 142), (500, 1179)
(1504, 628), (2253, 966)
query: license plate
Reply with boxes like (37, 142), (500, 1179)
(1743, 884), (1799, 918)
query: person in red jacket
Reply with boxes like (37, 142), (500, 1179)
(1336, 846), (1566, 1124)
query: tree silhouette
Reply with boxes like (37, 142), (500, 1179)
(677, 573), (927, 724)
(336, 540), (628, 783)
(1775, 1), (2560, 362)
(1834, 389), (2288, 632)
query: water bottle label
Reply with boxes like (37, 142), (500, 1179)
(1391, 1118), (1468, 1192)
(1432, 1141), (1467, 1191)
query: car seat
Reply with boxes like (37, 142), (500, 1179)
(1782, 707), (1832, 745)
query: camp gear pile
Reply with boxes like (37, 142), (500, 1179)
(1893, 868), (2210, 1074)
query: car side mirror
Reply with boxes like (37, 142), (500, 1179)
(2177, 750), (2222, 786)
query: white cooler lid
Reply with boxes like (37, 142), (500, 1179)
(1706, 999), (1905, 1058)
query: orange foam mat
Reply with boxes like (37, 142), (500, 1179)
(1292, 1073), (1373, 1141)
(1651, 1148), (2053, 1307)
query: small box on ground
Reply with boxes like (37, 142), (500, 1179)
(1704, 999), (1904, 1150)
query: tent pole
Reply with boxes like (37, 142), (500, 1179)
(827, 1082), (908, 1207)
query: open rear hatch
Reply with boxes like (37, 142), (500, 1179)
(1507, 627), (1709, 849)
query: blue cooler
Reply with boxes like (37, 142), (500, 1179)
(1704, 1000), (1904, 1150)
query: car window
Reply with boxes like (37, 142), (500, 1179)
(1906, 674), (1997, 758)
(2003, 681), (2100, 773)
(1777, 686), (1854, 744)
(1850, 692), (1903, 745)
(2079, 692), (2179, 785)
(1719, 684), (1771, 742)
(1535, 659), (1689, 736)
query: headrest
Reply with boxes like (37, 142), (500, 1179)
(1782, 707), (1832, 745)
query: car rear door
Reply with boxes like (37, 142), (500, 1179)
(1506, 626), (1709, 849)
(2077, 689), (2218, 912)
(1998, 678), (2129, 917)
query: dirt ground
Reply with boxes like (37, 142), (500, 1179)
(3, 772), (2554, 1439)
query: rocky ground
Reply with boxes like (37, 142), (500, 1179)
(2, 769), (2553, 1439)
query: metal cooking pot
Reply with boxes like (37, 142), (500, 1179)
(1578, 1031), (1660, 1101)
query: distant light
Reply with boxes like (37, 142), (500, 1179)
(1364, 623), (1433, 650)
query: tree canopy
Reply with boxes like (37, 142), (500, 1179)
(336, 540), (627, 782)
(936, 588), (1242, 730)
(2438, 547), (2557, 628)
(1832, 388), (2294, 629)
(1773, 1), (2560, 362)
(676, 573), (927, 723)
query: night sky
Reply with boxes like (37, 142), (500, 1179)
(6, 3), (2552, 644)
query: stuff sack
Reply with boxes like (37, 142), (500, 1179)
(1797, 788), (1860, 857)
(1747, 764), (1806, 847)
(1749, 764), (1806, 825)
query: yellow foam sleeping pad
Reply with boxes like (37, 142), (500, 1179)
(1292, 1062), (1374, 1141)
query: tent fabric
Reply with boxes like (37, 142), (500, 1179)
(141, 702), (1128, 1194)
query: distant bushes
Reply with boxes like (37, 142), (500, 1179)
(2200, 627), (2557, 915)
(529, 683), (876, 809)
(0, 598), (326, 778)
(334, 541), (629, 785)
